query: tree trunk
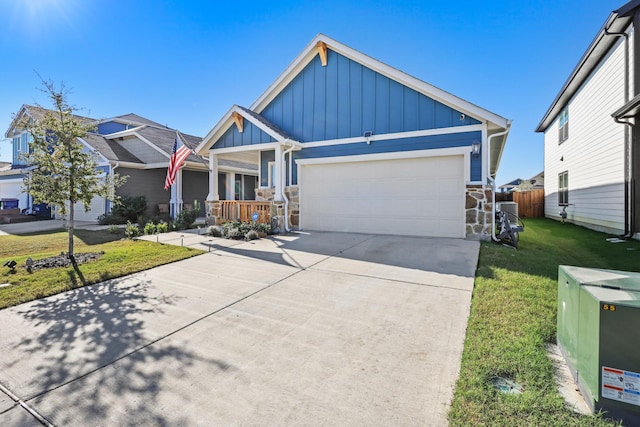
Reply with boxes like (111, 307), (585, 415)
(68, 201), (75, 263)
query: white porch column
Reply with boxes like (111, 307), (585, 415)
(170, 179), (178, 219)
(229, 172), (237, 201)
(208, 154), (218, 201)
(170, 169), (184, 219)
(275, 142), (283, 201)
(481, 123), (488, 184)
(177, 168), (184, 213)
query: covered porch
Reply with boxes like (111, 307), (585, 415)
(204, 143), (299, 228)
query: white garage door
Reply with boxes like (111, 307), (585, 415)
(300, 155), (465, 238)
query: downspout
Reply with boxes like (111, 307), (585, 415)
(487, 129), (511, 242)
(605, 24), (632, 236)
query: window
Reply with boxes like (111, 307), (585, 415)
(558, 171), (569, 205)
(267, 161), (276, 188)
(235, 174), (242, 200)
(558, 107), (569, 143)
(13, 132), (31, 165)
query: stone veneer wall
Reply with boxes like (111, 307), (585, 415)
(285, 186), (300, 229)
(254, 186), (300, 230)
(466, 185), (493, 240)
(204, 200), (220, 225)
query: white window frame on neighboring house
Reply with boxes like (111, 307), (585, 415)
(559, 170), (569, 206)
(558, 107), (569, 144)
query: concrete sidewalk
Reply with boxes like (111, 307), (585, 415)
(0, 231), (479, 426)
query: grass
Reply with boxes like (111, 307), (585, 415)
(449, 218), (640, 426)
(0, 228), (203, 310)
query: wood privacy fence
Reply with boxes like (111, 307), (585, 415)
(512, 189), (545, 218)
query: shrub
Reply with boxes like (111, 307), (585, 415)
(143, 222), (156, 235)
(207, 226), (222, 237)
(174, 200), (201, 230)
(112, 196), (147, 223)
(220, 220), (269, 239)
(108, 224), (120, 234)
(251, 222), (270, 235)
(98, 213), (125, 225)
(124, 221), (140, 239)
(245, 229), (259, 241)
(137, 214), (151, 228)
(226, 228), (244, 239)
(156, 222), (169, 233)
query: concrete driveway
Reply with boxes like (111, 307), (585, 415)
(0, 232), (479, 426)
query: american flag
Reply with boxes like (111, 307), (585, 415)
(164, 132), (193, 190)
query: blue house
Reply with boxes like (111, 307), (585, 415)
(196, 34), (511, 239)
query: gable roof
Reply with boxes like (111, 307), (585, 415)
(6, 105), (205, 167)
(104, 113), (167, 129)
(5, 104), (93, 138)
(81, 133), (144, 164)
(197, 34), (511, 173)
(536, 0), (640, 132)
(196, 105), (299, 153)
(251, 34), (511, 131)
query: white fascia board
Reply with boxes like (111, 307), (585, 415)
(103, 126), (146, 139)
(181, 161), (208, 171)
(115, 161), (147, 169)
(132, 132), (172, 159)
(302, 124), (483, 149)
(250, 36), (323, 113)
(196, 106), (295, 156)
(77, 137), (110, 164)
(129, 161), (207, 171)
(250, 34), (510, 130)
(196, 107), (236, 155)
(233, 106), (297, 143)
(5, 105), (28, 137)
(209, 142), (278, 155)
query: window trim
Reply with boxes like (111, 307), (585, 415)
(558, 107), (569, 144)
(267, 161), (276, 188)
(558, 170), (569, 206)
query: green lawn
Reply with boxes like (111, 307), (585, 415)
(449, 218), (640, 426)
(0, 228), (203, 310)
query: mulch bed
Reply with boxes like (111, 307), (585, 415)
(26, 252), (105, 272)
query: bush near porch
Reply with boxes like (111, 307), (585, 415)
(449, 218), (640, 426)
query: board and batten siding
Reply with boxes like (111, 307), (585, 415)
(544, 35), (629, 233)
(260, 50), (481, 143)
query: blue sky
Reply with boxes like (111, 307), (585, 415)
(0, 0), (623, 185)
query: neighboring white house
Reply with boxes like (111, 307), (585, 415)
(536, 0), (640, 236)
(196, 34), (511, 239)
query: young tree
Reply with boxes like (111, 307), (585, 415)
(20, 79), (125, 263)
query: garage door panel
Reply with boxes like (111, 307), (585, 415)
(301, 155), (465, 238)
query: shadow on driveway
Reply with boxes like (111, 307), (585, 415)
(4, 278), (231, 426)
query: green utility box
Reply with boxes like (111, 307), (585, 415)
(558, 266), (640, 425)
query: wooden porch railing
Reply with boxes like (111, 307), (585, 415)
(220, 201), (271, 223)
